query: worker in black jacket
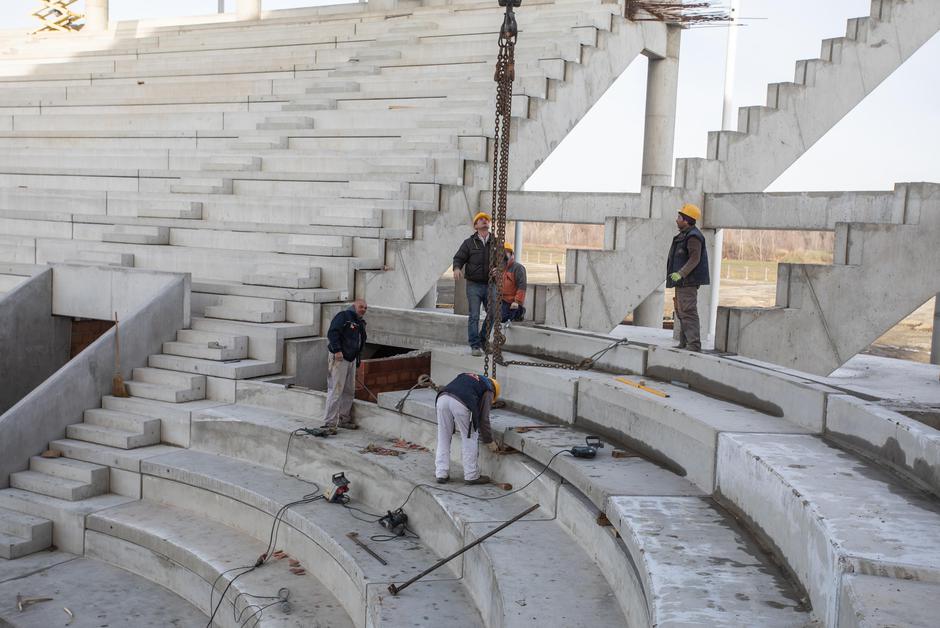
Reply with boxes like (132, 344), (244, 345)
(453, 212), (497, 356)
(434, 372), (501, 485)
(322, 299), (367, 431)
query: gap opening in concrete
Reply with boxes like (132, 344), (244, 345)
(356, 345), (430, 403)
(898, 408), (940, 431)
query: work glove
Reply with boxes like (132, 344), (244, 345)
(509, 302), (519, 310)
(669, 272), (682, 283)
(487, 442), (501, 454)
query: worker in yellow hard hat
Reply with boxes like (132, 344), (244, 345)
(452, 211), (498, 356)
(434, 373), (500, 485)
(666, 203), (710, 352)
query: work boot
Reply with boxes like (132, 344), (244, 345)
(436, 476), (449, 484)
(464, 475), (491, 486)
(471, 347), (483, 357)
(320, 425), (338, 436)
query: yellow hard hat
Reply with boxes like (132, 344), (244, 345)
(679, 203), (702, 222)
(503, 243), (514, 254)
(472, 212), (491, 226)
(488, 377), (501, 399)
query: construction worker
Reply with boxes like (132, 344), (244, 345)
(499, 243), (527, 323)
(434, 372), (501, 485)
(453, 212), (497, 356)
(667, 204), (710, 352)
(322, 299), (368, 432)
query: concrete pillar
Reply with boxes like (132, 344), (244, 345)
(932, 296), (940, 365)
(634, 25), (680, 328)
(84, 0), (109, 31)
(639, 26), (680, 188)
(453, 276), (468, 315)
(237, 0), (262, 20)
(513, 221), (525, 262)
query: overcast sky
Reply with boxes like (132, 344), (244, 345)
(2, 1), (938, 194)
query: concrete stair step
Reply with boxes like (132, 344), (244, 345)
(718, 433), (940, 627)
(86, 500), (354, 628)
(243, 265), (321, 289)
(131, 366), (205, 390)
(72, 250), (135, 266)
(83, 407), (161, 434)
(169, 177), (232, 194)
(101, 225), (169, 245)
(48, 438), (180, 474)
(166, 329), (249, 359)
(147, 353), (280, 380)
(137, 201), (203, 219)
(65, 423), (160, 450)
(0, 507), (52, 560)
(203, 155), (261, 172)
(29, 455), (110, 486)
(125, 373), (207, 403)
(204, 294), (287, 323)
(256, 115), (315, 130)
(276, 233), (353, 256)
(281, 98), (337, 112)
(10, 468), (108, 502)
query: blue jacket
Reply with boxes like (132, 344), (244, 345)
(437, 373), (494, 442)
(666, 226), (711, 288)
(327, 307), (367, 365)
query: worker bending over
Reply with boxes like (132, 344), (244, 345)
(322, 299), (367, 432)
(434, 372), (501, 485)
(666, 204), (710, 352)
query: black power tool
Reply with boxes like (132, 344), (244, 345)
(378, 509), (409, 536)
(569, 436), (604, 459)
(326, 472), (350, 503)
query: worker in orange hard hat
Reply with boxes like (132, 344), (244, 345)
(434, 373), (500, 485)
(666, 203), (710, 352)
(452, 211), (498, 356)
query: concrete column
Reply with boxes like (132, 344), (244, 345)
(639, 25), (680, 188)
(513, 221), (525, 262)
(237, 0), (262, 20)
(634, 25), (680, 328)
(84, 0), (109, 31)
(932, 296), (940, 365)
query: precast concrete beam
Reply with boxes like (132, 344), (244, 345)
(480, 190), (645, 224)
(703, 190), (900, 231)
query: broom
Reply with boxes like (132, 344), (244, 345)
(112, 311), (128, 397)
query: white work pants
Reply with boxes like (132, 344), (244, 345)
(323, 354), (356, 426)
(435, 395), (480, 481)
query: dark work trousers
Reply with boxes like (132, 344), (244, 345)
(674, 286), (701, 351)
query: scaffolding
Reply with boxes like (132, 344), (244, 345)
(32, 0), (84, 33)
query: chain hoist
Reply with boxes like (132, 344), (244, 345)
(483, 0), (520, 380)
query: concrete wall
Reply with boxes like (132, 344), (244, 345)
(0, 267), (189, 487)
(0, 268), (71, 415)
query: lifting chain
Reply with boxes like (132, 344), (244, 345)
(482, 1), (616, 376)
(483, 0), (519, 380)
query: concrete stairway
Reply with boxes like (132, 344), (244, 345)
(716, 182), (940, 374)
(677, 0), (940, 193)
(0, 507), (52, 560)
(10, 456), (109, 502)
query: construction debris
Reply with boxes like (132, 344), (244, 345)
(625, 1), (732, 24)
(16, 594), (53, 612)
(392, 439), (429, 452)
(64, 607), (74, 625)
(361, 443), (401, 457)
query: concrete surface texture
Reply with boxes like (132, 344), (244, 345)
(0, 268), (70, 415)
(0, 2), (938, 628)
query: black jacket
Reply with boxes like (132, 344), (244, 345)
(453, 232), (493, 284)
(667, 226), (711, 288)
(327, 307), (367, 365)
